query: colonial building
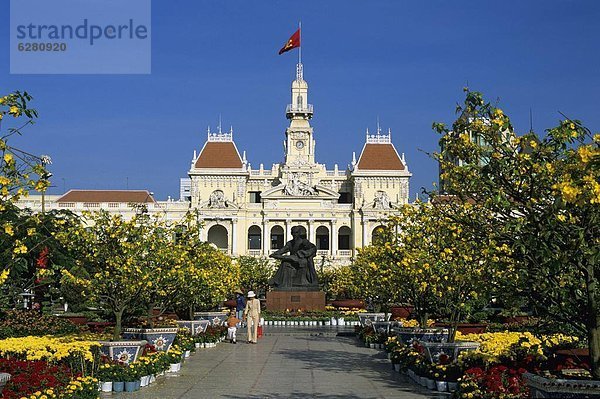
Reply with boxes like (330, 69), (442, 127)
(183, 62), (411, 263)
(18, 62), (412, 265)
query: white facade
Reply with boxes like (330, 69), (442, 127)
(187, 62), (411, 263)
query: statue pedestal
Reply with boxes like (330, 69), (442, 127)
(266, 291), (326, 311)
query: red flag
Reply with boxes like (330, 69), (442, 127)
(278, 29), (301, 55)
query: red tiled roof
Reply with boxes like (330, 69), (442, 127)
(356, 143), (405, 170)
(195, 142), (243, 169)
(57, 190), (156, 203)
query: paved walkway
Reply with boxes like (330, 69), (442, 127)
(108, 328), (445, 398)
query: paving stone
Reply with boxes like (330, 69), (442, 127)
(112, 329), (447, 398)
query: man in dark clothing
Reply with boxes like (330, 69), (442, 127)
(235, 290), (246, 327)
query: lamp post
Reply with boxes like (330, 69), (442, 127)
(39, 155), (52, 213)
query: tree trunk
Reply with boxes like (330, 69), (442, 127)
(587, 268), (600, 378)
(188, 305), (194, 321)
(589, 324), (600, 379)
(418, 312), (429, 329)
(113, 309), (124, 341)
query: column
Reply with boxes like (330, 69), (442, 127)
(285, 219), (292, 242)
(262, 219), (269, 256)
(331, 219), (338, 256)
(231, 218), (237, 255)
(308, 219), (315, 242)
(362, 217), (368, 248)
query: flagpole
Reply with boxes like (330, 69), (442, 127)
(298, 21), (302, 65)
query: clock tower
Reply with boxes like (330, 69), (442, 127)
(283, 62), (316, 168)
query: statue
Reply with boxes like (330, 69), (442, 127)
(373, 190), (390, 209)
(269, 226), (319, 290)
(208, 190), (227, 209)
(283, 173), (317, 196)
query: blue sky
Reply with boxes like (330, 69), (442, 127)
(1, 1), (599, 199)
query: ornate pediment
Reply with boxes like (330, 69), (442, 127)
(199, 189), (240, 210)
(261, 183), (339, 200)
(361, 191), (395, 211)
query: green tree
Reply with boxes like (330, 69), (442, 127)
(237, 256), (274, 297)
(0, 91), (51, 288)
(433, 90), (600, 375)
(58, 210), (157, 339)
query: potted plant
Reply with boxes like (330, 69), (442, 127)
(166, 345), (183, 372)
(123, 364), (138, 392)
(97, 363), (116, 392)
(110, 363), (126, 392)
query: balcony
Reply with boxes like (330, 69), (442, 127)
(286, 104), (313, 116)
(337, 250), (352, 257)
(248, 250), (262, 256)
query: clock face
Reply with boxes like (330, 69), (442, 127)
(295, 141), (305, 149)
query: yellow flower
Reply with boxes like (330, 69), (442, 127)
(3, 153), (14, 164)
(4, 224), (14, 236)
(8, 106), (20, 116)
(0, 269), (10, 285)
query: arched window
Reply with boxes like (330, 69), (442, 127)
(372, 225), (386, 245)
(316, 226), (329, 250)
(207, 225), (228, 249)
(297, 94), (303, 109)
(270, 225), (284, 250)
(247, 225), (262, 250)
(338, 226), (352, 250)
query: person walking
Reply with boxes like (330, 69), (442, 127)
(235, 289), (246, 327)
(243, 290), (261, 344)
(226, 311), (240, 344)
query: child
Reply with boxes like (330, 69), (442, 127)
(226, 311), (240, 344)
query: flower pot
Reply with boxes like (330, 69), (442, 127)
(395, 328), (449, 344)
(393, 364), (400, 372)
(100, 381), (113, 392)
(337, 318), (345, 326)
(421, 341), (480, 364)
(149, 374), (156, 384)
(419, 376), (428, 387)
(435, 381), (447, 392)
(223, 299), (236, 308)
(426, 378), (436, 390)
(524, 372), (600, 398)
(325, 321), (331, 326)
(369, 343), (376, 348)
(331, 299), (365, 309)
(193, 311), (228, 326)
(99, 340), (147, 364)
(434, 322), (488, 334)
(124, 327), (179, 352)
(184, 350), (191, 358)
(113, 381), (124, 392)
(135, 380), (141, 390)
(447, 382), (458, 392)
(176, 320), (210, 335)
(331, 317), (337, 326)
(58, 314), (88, 325)
(390, 305), (414, 319)
(195, 342), (201, 349)
(125, 381), (137, 392)
(169, 362), (181, 373)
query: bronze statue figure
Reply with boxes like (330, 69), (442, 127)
(269, 226), (319, 290)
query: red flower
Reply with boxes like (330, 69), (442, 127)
(36, 247), (49, 269)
